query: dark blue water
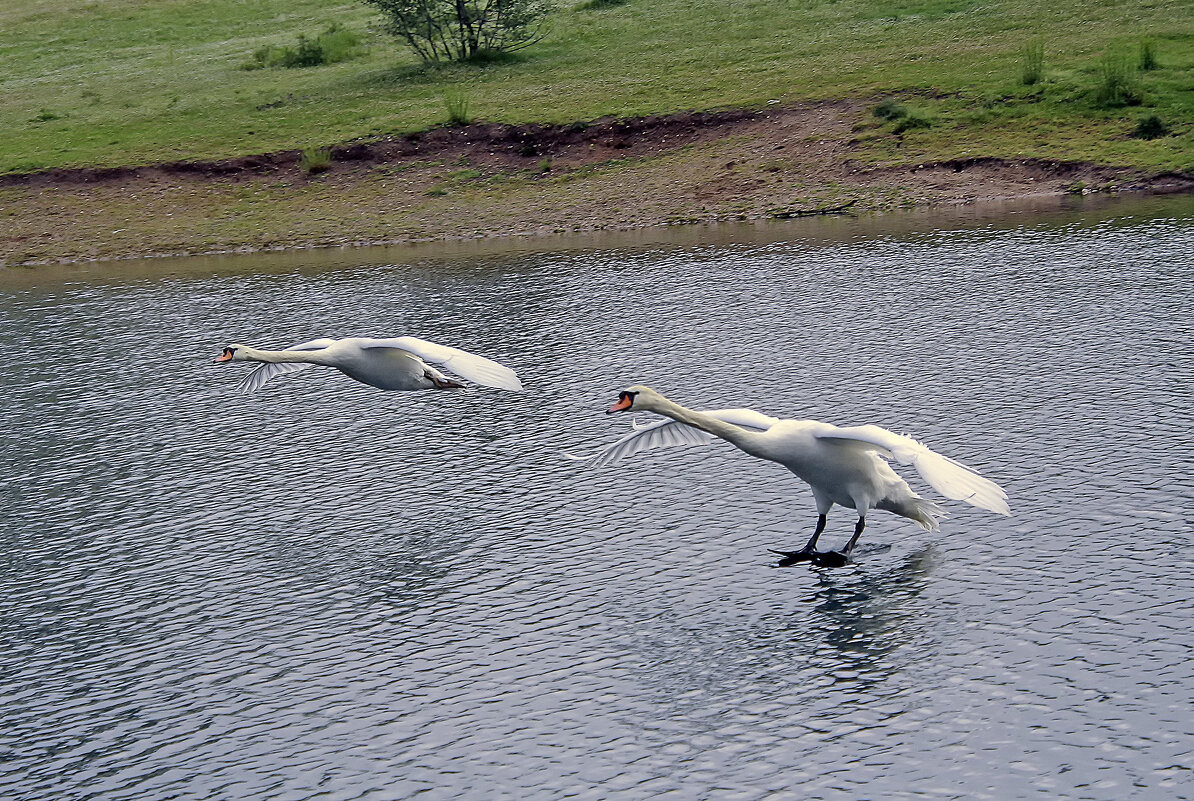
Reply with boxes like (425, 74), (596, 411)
(2, 196), (1193, 800)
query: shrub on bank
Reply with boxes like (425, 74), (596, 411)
(1132, 114), (1169, 140)
(364, 0), (551, 63)
(1094, 52), (1144, 107)
(242, 24), (364, 69)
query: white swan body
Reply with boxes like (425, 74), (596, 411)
(215, 337), (522, 393)
(584, 386), (1009, 564)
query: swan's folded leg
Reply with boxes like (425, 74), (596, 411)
(427, 371), (464, 389)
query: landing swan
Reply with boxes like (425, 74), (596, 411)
(576, 385), (1009, 567)
(215, 336), (522, 393)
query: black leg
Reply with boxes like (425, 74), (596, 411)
(770, 514), (828, 566)
(842, 516), (866, 555)
(808, 517), (866, 568)
(804, 514), (828, 552)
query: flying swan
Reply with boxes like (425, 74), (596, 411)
(573, 385), (1010, 567)
(214, 337), (523, 393)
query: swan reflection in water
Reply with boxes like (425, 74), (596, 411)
(616, 547), (938, 716)
(798, 546), (938, 693)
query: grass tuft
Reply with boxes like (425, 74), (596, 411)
(1020, 39), (1044, 85)
(892, 109), (934, 133)
(442, 89), (472, 125)
(872, 99), (931, 133)
(1132, 114), (1168, 140)
(1094, 52), (1144, 107)
(872, 98), (907, 121)
(1138, 38), (1158, 71)
(298, 146), (332, 174)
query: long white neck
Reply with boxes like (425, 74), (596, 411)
(650, 396), (760, 452)
(239, 346), (333, 366)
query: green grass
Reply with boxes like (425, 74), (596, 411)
(1, 0), (1192, 173)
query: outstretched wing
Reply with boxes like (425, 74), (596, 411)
(567, 409), (779, 468)
(359, 336), (522, 391)
(236, 338), (337, 394)
(816, 424), (1011, 515)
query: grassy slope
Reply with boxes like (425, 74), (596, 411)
(1, 0), (1192, 175)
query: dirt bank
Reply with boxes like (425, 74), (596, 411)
(3, 100), (1192, 266)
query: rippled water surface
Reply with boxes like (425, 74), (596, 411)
(3, 197), (1193, 800)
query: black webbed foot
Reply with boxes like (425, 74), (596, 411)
(770, 548), (817, 567)
(771, 548), (854, 568)
(810, 550), (851, 568)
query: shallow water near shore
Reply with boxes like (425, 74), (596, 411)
(2, 193), (1193, 800)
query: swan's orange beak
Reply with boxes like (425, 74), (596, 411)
(214, 349), (234, 363)
(607, 395), (633, 414)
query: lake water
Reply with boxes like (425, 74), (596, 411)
(2, 195), (1193, 800)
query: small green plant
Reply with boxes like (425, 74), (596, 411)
(871, 98), (931, 134)
(578, 0), (628, 9)
(1132, 114), (1169, 140)
(242, 24), (362, 70)
(1021, 39), (1044, 85)
(1095, 52), (1144, 107)
(872, 98), (907, 121)
(1138, 38), (1158, 71)
(287, 35), (325, 67)
(892, 109), (933, 134)
(31, 109), (61, 122)
(298, 147), (332, 174)
(317, 24), (364, 63)
(538, 158), (553, 172)
(442, 89), (472, 125)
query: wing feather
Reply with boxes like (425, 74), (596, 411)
(359, 336), (522, 391)
(235, 338), (337, 393)
(816, 425), (1011, 515)
(567, 409), (779, 468)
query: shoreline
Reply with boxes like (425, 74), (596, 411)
(4, 102), (1192, 268)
